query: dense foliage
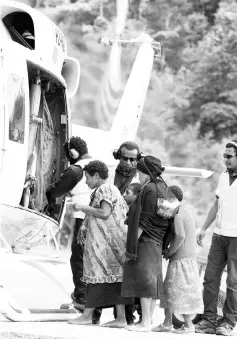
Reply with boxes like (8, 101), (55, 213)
(18, 0), (237, 244)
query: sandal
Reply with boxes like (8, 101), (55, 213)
(175, 325), (195, 334)
(152, 324), (174, 332)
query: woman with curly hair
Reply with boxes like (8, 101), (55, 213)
(68, 160), (133, 327)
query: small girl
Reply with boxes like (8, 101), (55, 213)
(152, 185), (203, 334)
(124, 182), (142, 206)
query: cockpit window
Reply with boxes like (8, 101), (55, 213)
(7, 74), (25, 144)
(3, 12), (35, 50)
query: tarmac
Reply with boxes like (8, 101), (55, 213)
(0, 248), (236, 339)
(2, 308), (236, 339)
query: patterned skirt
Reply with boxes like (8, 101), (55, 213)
(160, 258), (204, 314)
(82, 215), (127, 284)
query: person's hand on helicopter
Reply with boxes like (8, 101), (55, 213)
(197, 228), (206, 247)
(43, 203), (53, 216)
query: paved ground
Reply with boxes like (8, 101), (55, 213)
(0, 249), (236, 338)
(0, 308), (217, 339)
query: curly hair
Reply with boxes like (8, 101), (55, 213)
(84, 160), (109, 180)
(64, 137), (88, 157)
(169, 185), (183, 202)
(128, 182), (142, 196)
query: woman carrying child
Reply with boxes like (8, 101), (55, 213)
(121, 155), (171, 332)
(152, 185), (203, 334)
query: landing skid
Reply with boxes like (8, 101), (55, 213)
(0, 285), (79, 322)
(3, 303), (79, 322)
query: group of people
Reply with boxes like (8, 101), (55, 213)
(46, 136), (237, 335)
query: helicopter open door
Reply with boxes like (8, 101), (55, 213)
(0, 46), (29, 206)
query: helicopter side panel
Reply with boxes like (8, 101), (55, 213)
(0, 50), (5, 182)
(0, 42), (29, 206)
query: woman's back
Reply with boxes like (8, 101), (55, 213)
(170, 204), (197, 261)
(137, 182), (170, 245)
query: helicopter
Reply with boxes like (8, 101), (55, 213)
(0, 0), (80, 254)
(0, 0), (214, 256)
(0, 0), (215, 324)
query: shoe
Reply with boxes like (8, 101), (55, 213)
(127, 319), (135, 326)
(92, 318), (101, 325)
(60, 301), (85, 312)
(135, 316), (142, 325)
(60, 302), (73, 309)
(195, 318), (216, 334)
(92, 309), (102, 325)
(216, 319), (235, 336)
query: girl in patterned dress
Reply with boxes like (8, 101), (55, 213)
(152, 185), (203, 334)
(68, 160), (133, 327)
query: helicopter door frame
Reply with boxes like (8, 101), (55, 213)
(0, 48), (6, 182)
(0, 45), (29, 206)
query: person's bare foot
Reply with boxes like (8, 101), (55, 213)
(127, 324), (151, 332)
(68, 315), (92, 325)
(102, 319), (127, 328)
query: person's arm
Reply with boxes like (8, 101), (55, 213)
(167, 213), (185, 258)
(197, 198), (218, 246)
(137, 227), (143, 239)
(71, 200), (112, 220)
(77, 217), (90, 245)
(46, 166), (83, 201)
(137, 184), (155, 239)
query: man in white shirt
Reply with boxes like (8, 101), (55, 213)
(196, 140), (237, 336)
(46, 137), (101, 323)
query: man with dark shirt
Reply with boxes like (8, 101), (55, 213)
(113, 141), (141, 195)
(46, 136), (101, 323)
(113, 141), (142, 325)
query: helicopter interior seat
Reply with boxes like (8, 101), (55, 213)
(3, 12), (35, 50)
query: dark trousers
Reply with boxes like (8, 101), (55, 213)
(135, 298), (142, 317)
(70, 218), (86, 305)
(113, 304), (135, 324)
(203, 233), (237, 326)
(70, 218), (102, 320)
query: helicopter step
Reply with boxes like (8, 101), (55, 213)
(3, 304), (79, 322)
(0, 285), (79, 322)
